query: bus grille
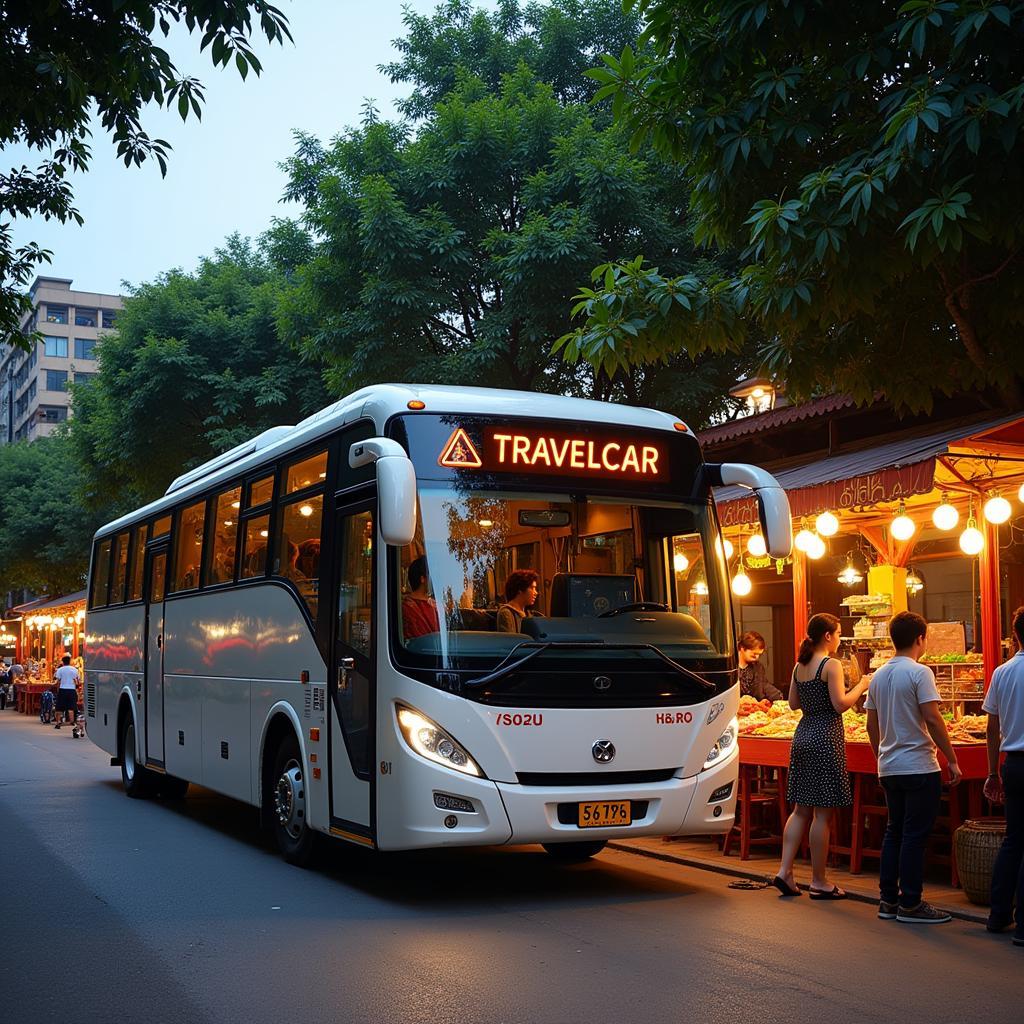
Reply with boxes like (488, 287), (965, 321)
(86, 682), (96, 718)
(516, 769), (676, 787)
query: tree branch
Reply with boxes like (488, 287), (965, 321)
(950, 250), (1019, 299)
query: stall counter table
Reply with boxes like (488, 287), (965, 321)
(736, 737), (992, 883)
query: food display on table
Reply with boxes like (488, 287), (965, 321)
(736, 699), (986, 744)
(921, 653), (983, 664)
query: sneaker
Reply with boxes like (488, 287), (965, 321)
(878, 900), (898, 920)
(897, 901), (952, 924)
(987, 914), (1013, 933)
(54, 723), (60, 730)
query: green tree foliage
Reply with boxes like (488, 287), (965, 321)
(68, 235), (332, 509)
(278, 1), (748, 421)
(0, 1), (290, 349)
(0, 434), (103, 596)
(559, 1), (1024, 410)
(382, 0), (643, 118)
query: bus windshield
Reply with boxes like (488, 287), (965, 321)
(393, 486), (732, 674)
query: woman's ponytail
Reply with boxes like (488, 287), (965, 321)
(797, 612), (841, 665)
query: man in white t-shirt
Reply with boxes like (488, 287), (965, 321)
(866, 611), (961, 924)
(53, 655), (80, 730)
(982, 606), (1024, 945)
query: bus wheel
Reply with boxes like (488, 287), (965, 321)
(542, 840), (607, 863)
(159, 775), (190, 800)
(120, 715), (155, 799)
(271, 735), (316, 866)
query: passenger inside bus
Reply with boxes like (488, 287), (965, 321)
(495, 570), (539, 633)
(402, 556), (440, 639)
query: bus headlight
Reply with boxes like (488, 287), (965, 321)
(396, 705), (483, 777)
(702, 718), (737, 770)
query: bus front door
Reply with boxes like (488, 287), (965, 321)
(329, 504), (375, 834)
(144, 547), (168, 764)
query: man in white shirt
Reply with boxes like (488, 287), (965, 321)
(866, 611), (961, 924)
(983, 606), (1024, 945)
(53, 654), (81, 730)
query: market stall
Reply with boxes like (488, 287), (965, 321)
(11, 590), (86, 715)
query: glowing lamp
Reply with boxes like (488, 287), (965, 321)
(959, 522), (984, 555)
(837, 559), (863, 587)
(723, 538), (734, 559)
(691, 579), (709, 597)
(932, 500), (959, 531)
(673, 552), (689, 573)
(299, 504), (314, 518)
(906, 568), (924, 595)
(805, 534), (826, 560)
(1019, 481), (1024, 504)
(731, 570), (752, 597)
(890, 505), (916, 542)
(794, 527), (816, 553)
(747, 533), (767, 558)
(815, 511), (839, 537)
(983, 494), (1011, 525)
(478, 519), (493, 529)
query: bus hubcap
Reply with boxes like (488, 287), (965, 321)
(274, 760), (305, 839)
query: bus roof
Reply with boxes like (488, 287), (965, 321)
(95, 384), (690, 538)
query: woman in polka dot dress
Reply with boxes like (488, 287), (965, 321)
(772, 613), (870, 899)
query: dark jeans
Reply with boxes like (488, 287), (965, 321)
(879, 772), (942, 908)
(991, 753), (1024, 935)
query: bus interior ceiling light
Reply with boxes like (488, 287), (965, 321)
(396, 705), (482, 777)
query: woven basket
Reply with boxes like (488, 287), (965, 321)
(954, 817), (1006, 905)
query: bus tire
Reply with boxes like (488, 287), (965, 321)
(120, 714), (156, 799)
(159, 775), (190, 800)
(542, 840), (607, 863)
(270, 734), (316, 866)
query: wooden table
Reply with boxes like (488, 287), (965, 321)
(735, 737), (993, 884)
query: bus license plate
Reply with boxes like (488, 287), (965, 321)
(577, 801), (631, 828)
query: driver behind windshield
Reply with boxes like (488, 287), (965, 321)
(496, 570), (539, 633)
(402, 556), (441, 639)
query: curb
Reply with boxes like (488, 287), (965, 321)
(608, 840), (988, 924)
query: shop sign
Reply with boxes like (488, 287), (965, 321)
(717, 458), (936, 526)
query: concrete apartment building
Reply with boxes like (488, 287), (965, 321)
(0, 276), (124, 444)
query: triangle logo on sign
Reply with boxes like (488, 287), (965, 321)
(438, 427), (482, 469)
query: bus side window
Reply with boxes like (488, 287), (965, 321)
(205, 486), (241, 585)
(90, 538), (112, 609)
(109, 531), (130, 604)
(171, 500), (206, 592)
(128, 524), (148, 601)
(241, 515), (270, 578)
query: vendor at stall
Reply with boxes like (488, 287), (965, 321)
(737, 630), (783, 701)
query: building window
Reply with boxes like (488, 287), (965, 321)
(74, 308), (97, 327)
(40, 406), (68, 423)
(43, 336), (68, 358)
(101, 310), (117, 329)
(45, 369), (68, 391)
(15, 395), (28, 418)
(74, 338), (96, 360)
(73, 371), (97, 385)
(27, 380), (37, 400)
(45, 305), (68, 325)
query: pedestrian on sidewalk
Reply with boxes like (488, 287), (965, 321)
(53, 655), (80, 730)
(982, 605), (1024, 946)
(865, 611), (961, 924)
(773, 612), (870, 900)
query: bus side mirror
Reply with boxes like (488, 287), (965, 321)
(349, 438), (417, 546)
(711, 463), (793, 559)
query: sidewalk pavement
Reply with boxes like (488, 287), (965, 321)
(609, 834), (989, 924)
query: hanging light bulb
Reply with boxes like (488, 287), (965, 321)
(723, 538), (734, 560)
(983, 493), (1012, 525)
(816, 511), (839, 537)
(673, 551), (689, 573)
(731, 567), (752, 597)
(837, 555), (863, 587)
(906, 567), (924, 595)
(806, 533), (827, 560)
(794, 521), (816, 553)
(932, 493), (959, 531)
(890, 504), (916, 542)
(691, 578), (709, 597)
(1019, 481), (1024, 504)
(959, 501), (984, 555)
(747, 532), (767, 558)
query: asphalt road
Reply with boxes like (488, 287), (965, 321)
(0, 709), (1018, 1024)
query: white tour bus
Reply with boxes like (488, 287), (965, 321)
(85, 385), (791, 864)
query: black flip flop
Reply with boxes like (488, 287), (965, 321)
(809, 885), (848, 900)
(772, 876), (803, 897)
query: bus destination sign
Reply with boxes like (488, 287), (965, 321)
(438, 425), (669, 480)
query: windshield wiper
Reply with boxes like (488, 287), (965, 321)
(463, 640), (718, 692)
(464, 641), (605, 689)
